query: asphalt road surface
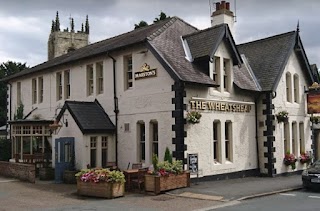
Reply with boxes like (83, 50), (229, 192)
(214, 190), (320, 211)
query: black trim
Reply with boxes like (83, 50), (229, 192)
(171, 82), (186, 166)
(191, 169), (259, 182)
(262, 92), (276, 177)
(8, 120), (53, 124)
(107, 53), (119, 167)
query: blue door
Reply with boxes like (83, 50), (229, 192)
(55, 137), (75, 183)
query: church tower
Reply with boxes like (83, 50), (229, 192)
(48, 12), (89, 60)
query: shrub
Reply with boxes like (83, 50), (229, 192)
(164, 147), (172, 164)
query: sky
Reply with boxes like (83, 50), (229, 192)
(0, 0), (320, 67)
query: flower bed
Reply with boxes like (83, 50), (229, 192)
(75, 168), (125, 198)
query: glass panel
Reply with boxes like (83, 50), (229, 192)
(23, 136), (31, 154)
(64, 143), (71, 163)
(90, 149), (96, 168)
(58, 142), (61, 163)
(102, 149), (107, 168)
(32, 136), (43, 154)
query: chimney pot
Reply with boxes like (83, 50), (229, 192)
(215, 2), (221, 11)
(226, 2), (230, 10)
(221, 1), (226, 9)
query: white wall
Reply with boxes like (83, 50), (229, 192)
(272, 51), (312, 174)
(185, 41), (257, 178)
(8, 45), (176, 171)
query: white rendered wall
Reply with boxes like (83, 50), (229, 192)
(8, 45), (175, 170)
(185, 41), (257, 178)
(272, 51), (312, 174)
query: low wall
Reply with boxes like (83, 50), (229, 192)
(0, 161), (35, 183)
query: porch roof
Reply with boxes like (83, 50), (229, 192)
(57, 100), (115, 134)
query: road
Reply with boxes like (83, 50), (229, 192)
(214, 190), (320, 211)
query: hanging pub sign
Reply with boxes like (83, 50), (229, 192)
(134, 63), (157, 80)
(187, 153), (198, 174)
(307, 92), (320, 114)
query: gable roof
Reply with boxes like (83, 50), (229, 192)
(238, 31), (314, 91)
(182, 24), (242, 65)
(147, 18), (218, 86)
(56, 100), (115, 134)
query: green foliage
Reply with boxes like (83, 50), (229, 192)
(152, 153), (159, 171)
(157, 160), (183, 175)
(134, 21), (148, 29)
(164, 147), (172, 164)
(76, 168), (126, 184)
(154, 11), (170, 23)
(0, 138), (11, 161)
(186, 111), (202, 124)
(0, 61), (28, 126)
(133, 11), (170, 29)
(14, 103), (24, 120)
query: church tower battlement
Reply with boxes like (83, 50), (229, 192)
(48, 11), (89, 60)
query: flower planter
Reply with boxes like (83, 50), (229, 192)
(77, 180), (124, 198)
(144, 171), (190, 195)
(277, 116), (288, 123)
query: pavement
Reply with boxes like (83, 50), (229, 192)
(0, 174), (303, 211)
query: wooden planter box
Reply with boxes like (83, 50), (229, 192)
(77, 180), (124, 198)
(145, 171), (190, 194)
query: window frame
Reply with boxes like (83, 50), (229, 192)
(87, 64), (94, 96)
(64, 70), (70, 99)
(32, 78), (37, 104)
(38, 77), (43, 103)
(56, 72), (63, 101)
(96, 62), (104, 95)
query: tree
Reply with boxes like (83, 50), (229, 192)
(133, 12), (170, 29)
(153, 11), (170, 23)
(0, 61), (28, 126)
(134, 21), (149, 29)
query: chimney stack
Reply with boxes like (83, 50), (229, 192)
(211, 1), (235, 35)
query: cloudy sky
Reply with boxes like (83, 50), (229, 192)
(0, 0), (319, 67)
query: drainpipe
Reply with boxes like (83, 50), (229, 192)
(7, 82), (12, 156)
(254, 96), (260, 173)
(107, 53), (119, 166)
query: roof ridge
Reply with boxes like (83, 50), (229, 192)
(238, 30), (296, 46)
(182, 23), (226, 39)
(147, 17), (178, 40)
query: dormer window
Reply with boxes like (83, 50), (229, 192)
(223, 58), (231, 92)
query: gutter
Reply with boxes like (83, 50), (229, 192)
(107, 53), (119, 167)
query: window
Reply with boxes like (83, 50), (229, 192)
(11, 125), (51, 160)
(64, 70), (70, 99)
(56, 72), (62, 100)
(223, 58), (231, 92)
(138, 122), (145, 162)
(38, 77), (43, 103)
(32, 78), (37, 104)
(225, 121), (232, 161)
(292, 122), (297, 155)
(150, 121), (158, 157)
(90, 137), (97, 168)
(124, 123), (130, 132)
(213, 57), (220, 89)
(96, 62), (103, 94)
(124, 55), (133, 90)
(87, 64), (94, 96)
(284, 122), (290, 154)
(286, 72), (292, 102)
(299, 122), (305, 153)
(17, 82), (21, 105)
(213, 121), (220, 162)
(293, 74), (299, 103)
(101, 136), (108, 168)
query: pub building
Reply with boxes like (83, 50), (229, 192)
(2, 1), (320, 180)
